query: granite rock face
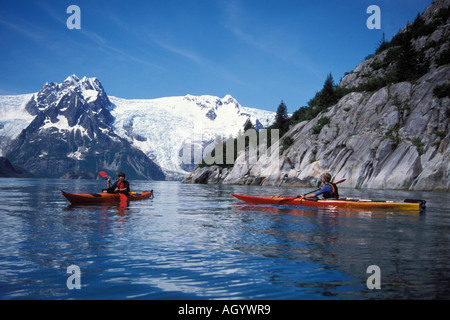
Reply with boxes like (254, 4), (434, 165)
(184, 0), (450, 191)
(185, 66), (449, 191)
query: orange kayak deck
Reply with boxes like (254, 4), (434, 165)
(62, 190), (153, 205)
(231, 194), (425, 211)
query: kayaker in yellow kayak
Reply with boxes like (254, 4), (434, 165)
(103, 172), (130, 195)
(300, 173), (339, 199)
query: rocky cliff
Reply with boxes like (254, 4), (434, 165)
(183, 0), (450, 192)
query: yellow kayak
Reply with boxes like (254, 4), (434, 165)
(232, 194), (426, 211)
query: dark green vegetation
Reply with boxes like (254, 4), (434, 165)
(433, 83), (450, 98)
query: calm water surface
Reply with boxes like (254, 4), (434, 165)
(0, 178), (449, 300)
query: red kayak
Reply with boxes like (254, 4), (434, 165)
(62, 190), (153, 205)
(232, 193), (425, 211)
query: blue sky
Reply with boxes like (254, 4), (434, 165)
(0, 0), (432, 112)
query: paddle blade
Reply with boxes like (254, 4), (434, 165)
(99, 171), (108, 178)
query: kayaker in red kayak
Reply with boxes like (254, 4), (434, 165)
(300, 173), (339, 199)
(103, 172), (130, 195)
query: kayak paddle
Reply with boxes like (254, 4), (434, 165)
(278, 178), (346, 205)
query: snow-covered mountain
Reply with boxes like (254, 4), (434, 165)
(0, 75), (275, 179)
(1, 75), (165, 179)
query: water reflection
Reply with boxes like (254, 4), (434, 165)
(229, 200), (436, 299)
(64, 203), (135, 217)
(1, 178), (449, 299)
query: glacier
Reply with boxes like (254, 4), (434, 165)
(110, 94), (275, 179)
(0, 94), (35, 156)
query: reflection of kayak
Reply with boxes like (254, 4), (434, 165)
(62, 190), (153, 205)
(231, 194), (426, 211)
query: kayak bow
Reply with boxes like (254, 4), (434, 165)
(232, 194), (426, 211)
(62, 190), (154, 205)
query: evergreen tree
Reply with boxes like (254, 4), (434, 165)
(395, 23), (429, 82)
(410, 13), (425, 38)
(290, 73), (339, 125)
(274, 100), (290, 136)
(396, 32), (416, 82)
(244, 119), (254, 132)
(319, 73), (337, 108)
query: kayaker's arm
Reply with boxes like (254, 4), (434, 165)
(110, 180), (119, 192)
(299, 184), (331, 199)
(300, 193), (317, 199)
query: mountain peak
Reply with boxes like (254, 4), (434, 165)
(183, 94), (241, 112)
(222, 94), (238, 105)
(64, 74), (80, 84)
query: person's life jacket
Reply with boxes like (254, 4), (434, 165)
(323, 182), (339, 199)
(112, 180), (130, 194)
